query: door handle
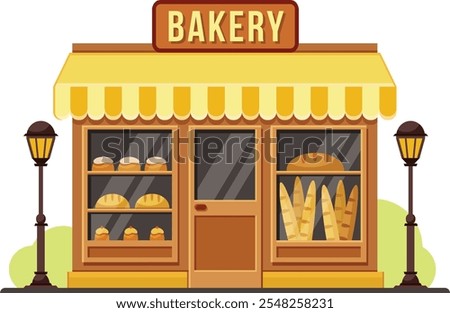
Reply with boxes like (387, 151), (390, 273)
(195, 204), (207, 211)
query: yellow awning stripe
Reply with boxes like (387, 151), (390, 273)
(88, 86), (105, 121)
(54, 52), (396, 121)
(293, 85), (311, 120)
(174, 87), (190, 120)
(156, 85), (173, 121)
(70, 87), (87, 119)
(225, 86), (242, 121)
(104, 87), (122, 120)
(345, 87), (363, 120)
(362, 86), (379, 120)
(380, 87), (397, 119)
(311, 87), (328, 120)
(327, 86), (345, 120)
(242, 87), (259, 120)
(208, 87), (225, 120)
(276, 87), (294, 120)
(139, 87), (157, 120)
(191, 86), (208, 121)
(260, 86), (277, 121)
(122, 86), (139, 120)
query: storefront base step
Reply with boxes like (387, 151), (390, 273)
(68, 271), (383, 288)
(67, 272), (188, 288)
(263, 272), (384, 288)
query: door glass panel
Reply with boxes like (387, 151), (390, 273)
(194, 130), (255, 200)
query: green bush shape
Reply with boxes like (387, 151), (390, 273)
(378, 200), (435, 287)
(8, 201), (435, 288)
(9, 226), (72, 287)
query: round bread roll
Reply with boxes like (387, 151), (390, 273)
(286, 153), (344, 171)
(149, 226), (165, 241)
(95, 226), (110, 240)
(95, 193), (130, 209)
(92, 156), (114, 172)
(123, 226), (138, 240)
(135, 193), (170, 209)
(118, 156), (141, 172)
(144, 156), (168, 172)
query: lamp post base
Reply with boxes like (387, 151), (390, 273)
(395, 272), (427, 288)
(25, 272), (57, 288)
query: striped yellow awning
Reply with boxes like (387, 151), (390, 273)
(54, 52), (396, 121)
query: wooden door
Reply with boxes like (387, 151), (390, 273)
(189, 127), (261, 287)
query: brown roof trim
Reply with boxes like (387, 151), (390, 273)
(297, 43), (377, 53)
(72, 43), (155, 53)
(72, 43), (377, 53)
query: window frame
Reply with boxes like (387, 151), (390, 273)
(270, 125), (368, 264)
(80, 125), (179, 264)
(193, 129), (258, 201)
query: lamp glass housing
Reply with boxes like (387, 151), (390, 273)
(26, 136), (55, 165)
(396, 135), (425, 165)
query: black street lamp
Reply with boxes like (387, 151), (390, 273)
(394, 121), (427, 288)
(24, 121), (57, 288)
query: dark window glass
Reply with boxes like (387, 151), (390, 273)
(195, 130), (256, 200)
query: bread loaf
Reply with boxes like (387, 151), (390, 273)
(92, 156), (114, 172)
(94, 226), (109, 240)
(149, 226), (165, 240)
(321, 186), (340, 241)
(118, 156), (141, 172)
(298, 181), (316, 241)
(135, 193), (170, 209)
(123, 226), (138, 240)
(279, 182), (301, 241)
(95, 193), (130, 209)
(340, 185), (359, 240)
(287, 153), (344, 171)
(145, 157), (168, 172)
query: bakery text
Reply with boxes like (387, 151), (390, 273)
(168, 10), (284, 43)
(152, 1), (298, 51)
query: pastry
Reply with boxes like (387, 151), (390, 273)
(123, 226), (138, 240)
(92, 156), (114, 171)
(149, 226), (165, 240)
(95, 193), (130, 209)
(144, 156), (168, 172)
(135, 193), (170, 209)
(118, 156), (141, 171)
(94, 226), (110, 240)
(286, 152), (344, 171)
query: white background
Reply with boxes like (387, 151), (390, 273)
(0, 0), (449, 310)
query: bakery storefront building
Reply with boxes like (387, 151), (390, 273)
(53, 1), (396, 288)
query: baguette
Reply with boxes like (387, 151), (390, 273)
(321, 185), (340, 241)
(334, 180), (346, 234)
(298, 181), (316, 241)
(340, 185), (359, 240)
(292, 176), (305, 231)
(279, 182), (301, 241)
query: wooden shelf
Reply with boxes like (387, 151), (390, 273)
(88, 208), (172, 213)
(87, 240), (173, 247)
(88, 171), (172, 176)
(276, 170), (361, 176)
(275, 240), (363, 247)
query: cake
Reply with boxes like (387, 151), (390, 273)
(149, 226), (165, 240)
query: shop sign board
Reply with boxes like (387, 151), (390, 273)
(152, 0), (299, 52)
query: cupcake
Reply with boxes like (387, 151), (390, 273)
(92, 156), (114, 172)
(144, 156), (168, 172)
(94, 226), (109, 240)
(149, 226), (165, 240)
(118, 156), (141, 172)
(123, 226), (138, 240)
